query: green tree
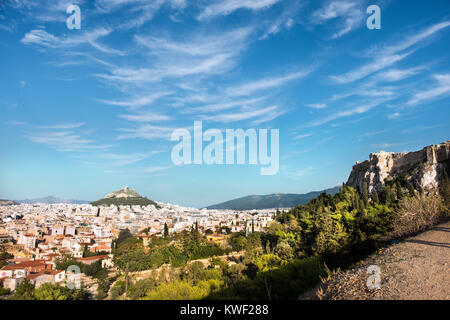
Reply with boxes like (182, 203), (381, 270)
(408, 183), (416, 198)
(373, 192), (380, 204)
(9, 279), (35, 300)
(34, 283), (70, 300)
(440, 167), (450, 211)
(117, 229), (132, 246)
(362, 181), (369, 205)
(0, 247), (13, 269)
(396, 182), (403, 200)
(164, 223), (169, 238)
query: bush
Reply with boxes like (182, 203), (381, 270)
(143, 279), (224, 300)
(386, 192), (448, 240)
(127, 278), (158, 300)
(110, 280), (126, 299)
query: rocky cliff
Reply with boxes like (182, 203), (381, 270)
(346, 140), (450, 194)
(104, 186), (141, 199)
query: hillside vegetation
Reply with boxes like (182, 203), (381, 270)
(91, 197), (160, 208)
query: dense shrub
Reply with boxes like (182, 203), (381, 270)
(385, 192), (448, 240)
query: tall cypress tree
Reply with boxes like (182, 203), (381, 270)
(164, 223), (169, 238)
(408, 183), (416, 198)
(362, 181), (369, 205)
(373, 192), (380, 204)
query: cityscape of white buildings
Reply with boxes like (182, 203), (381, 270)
(0, 201), (282, 293)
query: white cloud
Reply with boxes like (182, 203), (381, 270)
(21, 28), (125, 55)
(387, 112), (401, 119)
(99, 151), (162, 166)
(376, 66), (425, 82)
(188, 97), (267, 113)
(198, 0), (280, 20)
(96, 92), (170, 108)
(407, 74), (450, 105)
(27, 130), (111, 152)
(5, 121), (27, 126)
(312, 0), (365, 39)
(227, 70), (312, 96)
(117, 124), (176, 140)
(282, 166), (314, 180)
(330, 51), (413, 84)
(119, 112), (172, 122)
(331, 21), (450, 84)
(305, 99), (390, 128)
(98, 27), (254, 86)
(293, 133), (312, 140)
(307, 103), (327, 109)
(200, 105), (283, 123)
(37, 122), (85, 129)
(140, 166), (171, 173)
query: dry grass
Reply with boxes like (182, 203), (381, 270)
(384, 192), (448, 240)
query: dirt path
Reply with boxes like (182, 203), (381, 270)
(300, 221), (450, 300)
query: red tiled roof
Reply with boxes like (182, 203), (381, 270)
(76, 254), (109, 261)
(1, 259), (48, 270)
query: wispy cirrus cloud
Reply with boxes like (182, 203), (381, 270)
(376, 66), (426, 82)
(95, 92), (170, 108)
(226, 69), (312, 96)
(21, 28), (125, 55)
(37, 122), (85, 129)
(119, 111), (172, 122)
(27, 130), (111, 152)
(304, 98), (391, 128)
(197, 0), (280, 21)
(330, 51), (414, 84)
(311, 0), (366, 39)
(117, 124), (176, 140)
(407, 74), (450, 105)
(293, 133), (312, 140)
(200, 105), (284, 123)
(97, 26), (254, 87)
(140, 165), (172, 174)
(331, 21), (450, 84)
(98, 150), (163, 166)
(281, 165), (314, 180)
(5, 120), (28, 126)
(307, 103), (327, 109)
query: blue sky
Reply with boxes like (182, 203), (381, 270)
(0, 0), (449, 208)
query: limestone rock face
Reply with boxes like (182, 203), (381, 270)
(104, 186), (141, 199)
(346, 141), (450, 194)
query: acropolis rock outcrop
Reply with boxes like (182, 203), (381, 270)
(346, 140), (450, 194)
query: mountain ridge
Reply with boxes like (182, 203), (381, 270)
(15, 196), (89, 204)
(205, 186), (341, 210)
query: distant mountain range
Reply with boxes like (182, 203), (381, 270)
(0, 199), (19, 206)
(15, 196), (89, 204)
(91, 186), (160, 208)
(205, 186), (341, 210)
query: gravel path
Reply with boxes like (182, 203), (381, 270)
(299, 221), (450, 300)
